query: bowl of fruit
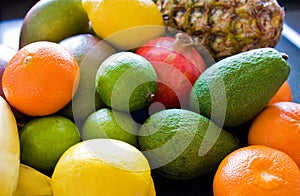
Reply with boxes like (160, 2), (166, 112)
(1, 0), (300, 195)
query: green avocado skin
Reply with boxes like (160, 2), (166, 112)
(189, 48), (290, 127)
(138, 109), (239, 180)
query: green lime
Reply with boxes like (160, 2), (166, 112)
(95, 52), (157, 112)
(19, 0), (89, 48)
(19, 115), (81, 175)
(58, 34), (116, 126)
(81, 108), (138, 147)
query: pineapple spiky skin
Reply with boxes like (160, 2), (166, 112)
(154, 0), (285, 60)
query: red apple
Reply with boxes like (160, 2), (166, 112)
(136, 33), (214, 111)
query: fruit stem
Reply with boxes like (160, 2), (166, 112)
(281, 53), (289, 61)
(172, 33), (193, 54)
(147, 93), (155, 102)
(23, 56), (33, 66)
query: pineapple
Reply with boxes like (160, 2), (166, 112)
(154, 0), (285, 60)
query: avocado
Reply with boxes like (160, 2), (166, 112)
(138, 109), (239, 179)
(189, 48), (290, 127)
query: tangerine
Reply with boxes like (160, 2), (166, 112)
(248, 101), (300, 167)
(268, 81), (292, 105)
(213, 145), (300, 196)
(2, 41), (80, 116)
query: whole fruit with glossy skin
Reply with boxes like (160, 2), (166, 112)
(52, 139), (155, 196)
(0, 96), (20, 195)
(213, 145), (300, 196)
(95, 52), (157, 112)
(2, 41), (80, 117)
(136, 33), (213, 110)
(19, 115), (81, 175)
(19, 0), (89, 48)
(81, 108), (138, 147)
(154, 0), (285, 60)
(248, 102), (300, 168)
(268, 81), (292, 105)
(14, 164), (52, 195)
(82, 0), (165, 50)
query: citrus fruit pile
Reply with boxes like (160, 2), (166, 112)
(0, 0), (299, 195)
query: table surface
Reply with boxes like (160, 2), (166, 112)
(1, 1), (300, 195)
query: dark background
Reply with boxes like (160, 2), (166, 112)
(1, 1), (299, 195)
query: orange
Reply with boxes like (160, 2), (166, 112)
(248, 101), (300, 167)
(213, 145), (300, 196)
(2, 41), (80, 116)
(268, 81), (292, 105)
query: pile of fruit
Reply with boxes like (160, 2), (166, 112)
(1, 0), (300, 195)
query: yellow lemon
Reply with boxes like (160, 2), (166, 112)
(82, 0), (165, 50)
(52, 139), (155, 196)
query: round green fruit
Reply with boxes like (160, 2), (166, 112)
(81, 108), (138, 147)
(19, 0), (89, 48)
(19, 115), (81, 175)
(95, 52), (157, 112)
